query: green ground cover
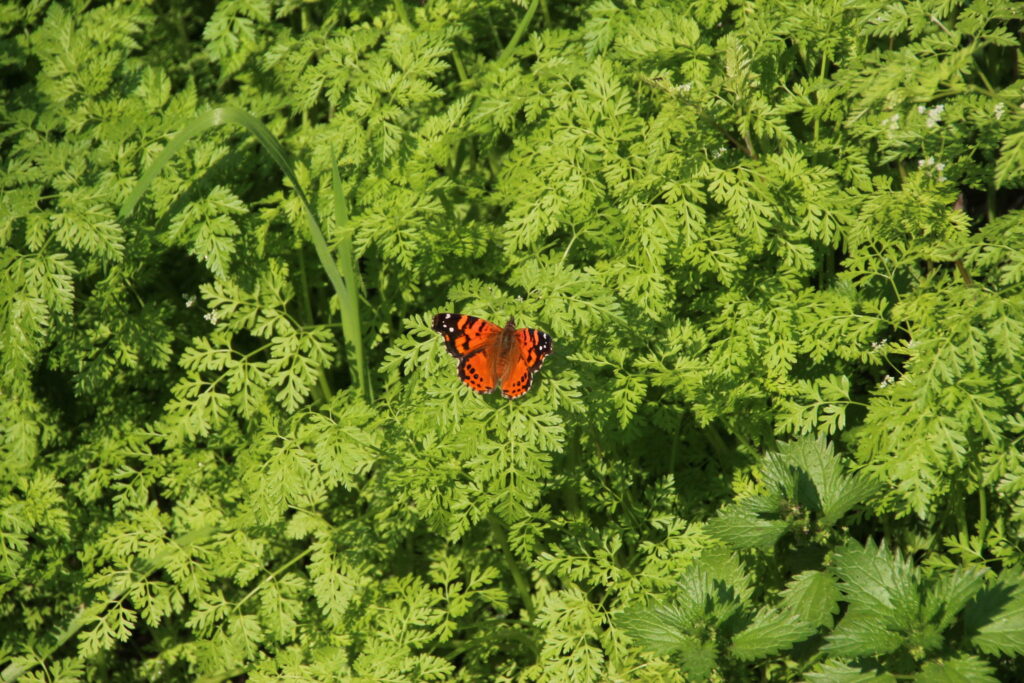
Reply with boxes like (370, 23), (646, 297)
(3, 0), (1024, 680)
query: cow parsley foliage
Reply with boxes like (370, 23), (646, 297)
(3, 0), (1024, 680)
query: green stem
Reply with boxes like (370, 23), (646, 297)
(452, 48), (469, 84)
(956, 490), (968, 546)
(488, 515), (536, 621)
(297, 247), (332, 401)
(497, 0), (540, 64)
(704, 422), (730, 460)
(977, 484), (988, 556)
(564, 435), (582, 515)
(393, 0), (411, 26)
(331, 156), (372, 402)
(119, 106), (367, 404)
(234, 545), (314, 613)
(813, 54), (829, 142)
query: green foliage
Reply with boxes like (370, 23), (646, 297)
(707, 436), (879, 551)
(620, 455), (1024, 679)
(3, 0), (1024, 680)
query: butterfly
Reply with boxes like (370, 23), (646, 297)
(432, 313), (554, 399)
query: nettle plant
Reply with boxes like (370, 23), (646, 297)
(2, 0), (1024, 680)
(622, 438), (1024, 680)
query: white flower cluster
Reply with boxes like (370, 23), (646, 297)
(918, 156), (947, 182)
(994, 102), (1007, 120)
(203, 310), (220, 325)
(917, 103), (944, 128)
(871, 337), (888, 351)
(879, 374), (895, 388)
(882, 113), (900, 130)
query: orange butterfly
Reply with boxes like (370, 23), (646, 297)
(433, 313), (553, 399)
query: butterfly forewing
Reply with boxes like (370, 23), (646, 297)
(433, 313), (501, 357)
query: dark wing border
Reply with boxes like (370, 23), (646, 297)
(432, 313), (498, 358)
(501, 327), (553, 399)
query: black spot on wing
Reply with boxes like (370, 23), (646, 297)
(519, 328), (553, 368)
(433, 313), (472, 358)
(457, 349), (496, 394)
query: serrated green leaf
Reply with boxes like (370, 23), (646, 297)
(965, 571), (1024, 658)
(818, 473), (878, 527)
(832, 540), (919, 622)
(730, 606), (817, 660)
(706, 511), (790, 551)
(824, 612), (904, 657)
(616, 602), (694, 657)
(806, 660), (898, 683)
(914, 655), (998, 683)
(781, 570), (841, 629)
(926, 566), (988, 632)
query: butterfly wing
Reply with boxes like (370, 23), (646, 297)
(501, 327), (554, 399)
(433, 313), (502, 394)
(457, 348), (499, 394)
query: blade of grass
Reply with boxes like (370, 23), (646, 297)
(496, 0), (539, 64)
(119, 105), (370, 400)
(331, 155), (372, 401)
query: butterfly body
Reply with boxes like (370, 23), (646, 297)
(433, 313), (553, 399)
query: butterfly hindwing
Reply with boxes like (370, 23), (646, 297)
(501, 327), (554, 399)
(458, 349), (498, 394)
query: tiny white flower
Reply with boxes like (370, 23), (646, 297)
(879, 374), (895, 388)
(203, 311), (220, 325)
(184, 295), (196, 309)
(994, 102), (1007, 120)
(917, 105), (927, 114)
